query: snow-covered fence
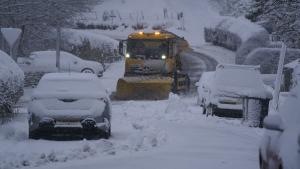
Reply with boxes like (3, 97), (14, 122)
(242, 98), (270, 128)
(244, 48), (300, 74)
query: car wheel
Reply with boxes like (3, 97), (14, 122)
(103, 127), (111, 139)
(81, 68), (95, 74)
(206, 105), (214, 117)
(202, 106), (206, 115)
(259, 154), (268, 169)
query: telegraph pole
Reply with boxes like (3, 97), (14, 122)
(56, 25), (61, 72)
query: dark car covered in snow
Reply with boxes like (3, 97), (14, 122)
(28, 73), (111, 139)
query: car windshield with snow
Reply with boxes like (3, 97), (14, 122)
(28, 73), (111, 139)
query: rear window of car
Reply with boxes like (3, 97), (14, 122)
(215, 68), (263, 88)
(36, 79), (101, 94)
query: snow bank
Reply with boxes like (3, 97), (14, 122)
(211, 17), (266, 42)
(0, 50), (24, 113)
(165, 93), (188, 115)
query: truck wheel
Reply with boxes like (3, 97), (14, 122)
(29, 130), (40, 140)
(202, 106), (206, 115)
(103, 127), (111, 139)
(206, 105), (214, 116)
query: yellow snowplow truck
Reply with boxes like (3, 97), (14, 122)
(116, 31), (190, 100)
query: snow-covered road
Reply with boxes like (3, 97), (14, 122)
(0, 61), (262, 169)
(181, 50), (218, 89)
(39, 98), (262, 169)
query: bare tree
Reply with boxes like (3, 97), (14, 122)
(0, 0), (100, 56)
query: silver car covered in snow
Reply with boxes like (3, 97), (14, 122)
(28, 73), (111, 139)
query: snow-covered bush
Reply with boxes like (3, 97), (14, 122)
(62, 29), (119, 63)
(235, 31), (269, 64)
(210, 0), (253, 17)
(204, 18), (268, 53)
(132, 22), (149, 30)
(244, 48), (300, 74)
(204, 27), (242, 51)
(76, 22), (119, 30)
(0, 50), (24, 114)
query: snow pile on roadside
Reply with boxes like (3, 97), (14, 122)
(165, 93), (188, 114)
(0, 122), (167, 169)
(213, 17), (266, 42)
(0, 100), (169, 169)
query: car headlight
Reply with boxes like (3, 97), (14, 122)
(125, 53), (130, 58)
(161, 55), (166, 60)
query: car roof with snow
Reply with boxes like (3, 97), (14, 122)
(33, 73), (107, 99)
(41, 72), (98, 81)
(30, 51), (78, 59)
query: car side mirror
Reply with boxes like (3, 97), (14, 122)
(263, 115), (284, 132)
(25, 61), (31, 65)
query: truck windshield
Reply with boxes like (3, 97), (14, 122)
(127, 39), (169, 59)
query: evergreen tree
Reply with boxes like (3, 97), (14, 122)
(247, 0), (300, 48)
(246, 0), (270, 21)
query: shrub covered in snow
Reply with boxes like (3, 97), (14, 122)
(0, 50), (24, 114)
(235, 31), (269, 64)
(204, 27), (242, 51)
(244, 48), (300, 74)
(62, 29), (119, 63)
(204, 17), (268, 53)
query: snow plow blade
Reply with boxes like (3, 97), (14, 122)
(115, 76), (173, 100)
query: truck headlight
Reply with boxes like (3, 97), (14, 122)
(161, 55), (166, 60)
(125, 53), (130, 58)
